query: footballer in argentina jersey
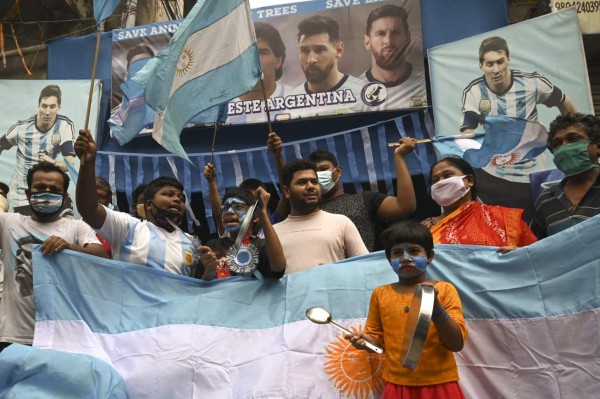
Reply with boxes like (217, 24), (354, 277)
(1, 115), (75, 208)
(460, 69), (566, 131)
(97, 207), (196, 276)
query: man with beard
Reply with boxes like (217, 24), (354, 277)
(289, 15), (364, 117)
(0, 162), (105, 350)
(0, 85), (77, 215)
(75, 129), (198, 276)
(273, 160), (367, 274)
(358, 4), (427, 110)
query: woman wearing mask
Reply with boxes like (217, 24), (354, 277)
(422, 157), (537, 253)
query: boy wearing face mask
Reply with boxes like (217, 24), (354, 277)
(193, 187), (286, 280)
(0, 162), (107, 351)
(531, 113), (600, 238)
(75, 130), (198, 276)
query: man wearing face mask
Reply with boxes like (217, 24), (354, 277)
(193, 187), (285, 280)
(0, 162), (106, 351)
(531, 113), (600, 238)
(75, 130), (198, 275)
(306, 137), (417, 251)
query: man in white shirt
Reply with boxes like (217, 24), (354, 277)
(273, 160), (368, 274)
(0, 162), (106, 349)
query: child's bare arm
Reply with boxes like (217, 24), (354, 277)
(423, 283), (464, 351)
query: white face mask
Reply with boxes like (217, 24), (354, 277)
(430, 175), (470, 207)
(316, 170), (338, 194)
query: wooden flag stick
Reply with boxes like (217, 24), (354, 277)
(387, 133), (482, 147)
(258, 76), (273, 134)
(81, 25), (103, 165)
(210, 122), (218, 165)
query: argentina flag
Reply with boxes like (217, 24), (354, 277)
(130, 0), (261, 161)
(93, 0), (121, 25)
(7, 215), (598, 398)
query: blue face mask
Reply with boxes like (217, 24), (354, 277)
(29, 191), (64, 215)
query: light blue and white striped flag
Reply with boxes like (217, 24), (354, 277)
(25, 215), (600, 398)
(93, 0), (121, 25)
(131, 0), (261, 161)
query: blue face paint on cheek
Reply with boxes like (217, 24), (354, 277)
(390, 258), (401, 274)
(412, 256), (428, 272)
(223, 209), (247, 233)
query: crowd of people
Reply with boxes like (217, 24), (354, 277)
(0, 111), (598, 397)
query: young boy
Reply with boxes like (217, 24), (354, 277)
(194, 187), (286, 280)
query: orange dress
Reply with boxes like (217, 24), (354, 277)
(423, 201), (537, 247)
(365, 282), (468, 387)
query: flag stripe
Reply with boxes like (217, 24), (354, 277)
(169, 1), (255, 97)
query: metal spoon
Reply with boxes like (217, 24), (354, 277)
(305, 307), (384, 354)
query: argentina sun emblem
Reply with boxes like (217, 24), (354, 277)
(324, 325), (385, 399)
(176, 47), (195, 76)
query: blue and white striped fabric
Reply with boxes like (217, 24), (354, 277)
(0, 344), (127, 398)
(93, 0), (121, 25)
(131, 0), (261, 161)
(463, 116), (549, 168)
(30, 215), (600, 398)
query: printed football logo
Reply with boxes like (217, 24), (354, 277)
(324, 325), (385, 399)
(51, 132), (61, 146)
(361, 83), (387, 106)
(479, 99), (491, 113)
(176, 48), (195, 76)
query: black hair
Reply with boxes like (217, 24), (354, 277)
(126, 44), (155, 71)
(365, 4), (408, 36)
(479, 36), (509, 64)
(548, 113), (600, 151)
(95, 176), (112, 198)
(38, 85), (62, 105)
(132, 183), (148, 204)
(297, 15), (340, 43)
(239, 178), (267, 193)
(382, 220), (434, 260)
(281, 159), (317, 187)
(307, 149), (339, 167)
(223, 187), (256, 207)
(430, 156), (477, 199)
(0, 182), (9, 195)
(143, 177), (184, 203)
(255, 22), (286, 81)
(27, 161), (70, 193)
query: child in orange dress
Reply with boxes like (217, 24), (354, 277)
(346, 220), (468, 399)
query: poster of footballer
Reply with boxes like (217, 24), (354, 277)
(0, 80), (101, 215)
(110, 0), (427, 129)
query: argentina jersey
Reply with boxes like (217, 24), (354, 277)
(461, 70), (563, 131)
(5, 115), (75, 207)
(98, 208), (196, 276)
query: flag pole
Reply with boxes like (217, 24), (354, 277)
(258, 76), (273, 134)
(387, 132), (483, 147)
(210, 122), (218, 165)
(81, 23), (104, 165)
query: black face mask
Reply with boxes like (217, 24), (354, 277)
(150, 202), (183, 232)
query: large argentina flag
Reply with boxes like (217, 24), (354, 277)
(24, 216), (600, 398)
(130, 0), (261, 161)
(432, 116), (549, 168)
